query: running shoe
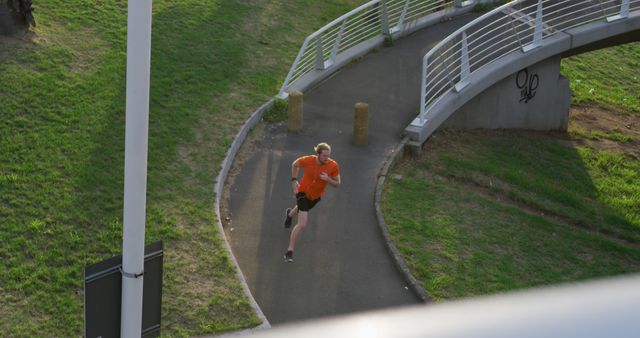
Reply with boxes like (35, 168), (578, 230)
(284, 250), (293, 263)
(284, 208), (292, 228)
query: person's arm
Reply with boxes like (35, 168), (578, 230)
(291, 158), (301, 194)
(319, 172), (340, 188)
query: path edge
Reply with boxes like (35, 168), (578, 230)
(211, 100), (275, 335)
(374, 137), (430, 302)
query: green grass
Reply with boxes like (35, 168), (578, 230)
(420, 131), (640, 241)
(569, 125), (638, 142)
(383, 42), (640, 301)
(0, 0), (365, 336)
(262, 98), (288, 123)
(472, 0), (510, 13)
(561, 42), (640, 113)
(384, 131), (640, 300)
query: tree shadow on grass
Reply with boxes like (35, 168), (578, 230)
(429, 129), (640, 242)
(387, 128), (640, 300)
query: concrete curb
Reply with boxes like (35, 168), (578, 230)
(208, 100), (275, 336)
(374, 137), (430, 302)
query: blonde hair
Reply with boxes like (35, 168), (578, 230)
(314, 142), (331, 154)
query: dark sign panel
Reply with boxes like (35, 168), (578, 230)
(84, 241), (163, 338)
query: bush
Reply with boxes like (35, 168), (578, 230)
(263, 98), (288, 123)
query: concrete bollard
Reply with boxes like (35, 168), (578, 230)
(353, 102), (369, 145)
(287, 91), (303, 131)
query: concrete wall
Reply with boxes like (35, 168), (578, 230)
(443, 56), (571, 131)
(406, 11), (640, 144)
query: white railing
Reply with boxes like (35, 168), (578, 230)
(229, 274), (640, 338)
(417, 0), (640, 125)
(278, 0), (478, 98)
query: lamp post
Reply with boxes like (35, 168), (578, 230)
(121, 0), (153, 336)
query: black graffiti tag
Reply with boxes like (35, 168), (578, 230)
(516, 68), (539, 103)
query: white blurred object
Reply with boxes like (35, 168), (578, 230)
(223, 274), (640, 338)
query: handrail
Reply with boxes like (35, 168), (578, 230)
(234, 274), (640, 338)
(278, 0), (471, 98)
(416, 0), (640, 126)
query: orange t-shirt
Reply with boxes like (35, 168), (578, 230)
(297, 155), (340, 201)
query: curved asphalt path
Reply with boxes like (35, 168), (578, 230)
(226, 13), (481, 325)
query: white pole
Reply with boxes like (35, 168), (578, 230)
(121, 0), (153, 337)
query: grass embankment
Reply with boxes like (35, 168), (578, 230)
(383, 43), (640, 301)
(0, 0), (363, 336)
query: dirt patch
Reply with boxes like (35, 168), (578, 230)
(570, 105), (639, 137)
(568, 104), (640, 158)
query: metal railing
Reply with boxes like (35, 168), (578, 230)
(417, 0), (640, 125)
(226, 274), (640, 338)
(278, 0), (476, 98)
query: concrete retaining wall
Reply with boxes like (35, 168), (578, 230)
(443, 56), (571, 130)
(406, 11), (640, 144)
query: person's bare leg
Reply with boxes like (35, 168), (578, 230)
(287, 210), (307, 251)
(288, 205), (298, 217)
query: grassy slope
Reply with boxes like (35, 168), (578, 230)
(561, 42), (640, 113)
(0, 0), (363, 336)
(383, 43), (640, 301)
(385, 131), (640, 300)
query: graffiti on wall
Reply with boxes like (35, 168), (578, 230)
(516, 68), (539, 103)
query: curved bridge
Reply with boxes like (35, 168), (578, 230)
(406, 0), (640, 144)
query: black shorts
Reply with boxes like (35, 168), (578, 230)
(296, 192), (320, 212)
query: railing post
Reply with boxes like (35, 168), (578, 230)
(418, 58), (429, 125)
(455, 31), (470, 92)
(315, 36), (326, 70)
(607, 0), (630, 22)
(278, 40), (310, 98)
(395, 0), (410, 33)
(380, 0), (391, 36)
(329, 21), (347, 67)
(522, 0), (543, 52)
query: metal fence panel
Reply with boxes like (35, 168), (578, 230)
(279, 0), (465, 97)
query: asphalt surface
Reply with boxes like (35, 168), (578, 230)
(226, 13), (481, 325)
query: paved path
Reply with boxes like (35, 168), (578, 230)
(226, 13), (481, 325)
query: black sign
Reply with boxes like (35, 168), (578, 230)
(516, 68), (539, 103)
(84, 241), (163, 338)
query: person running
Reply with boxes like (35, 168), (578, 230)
(283, 142), (341, 262)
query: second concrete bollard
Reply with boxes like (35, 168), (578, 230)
(353, 102), (369, 145)
(287, 91), (303, 131)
